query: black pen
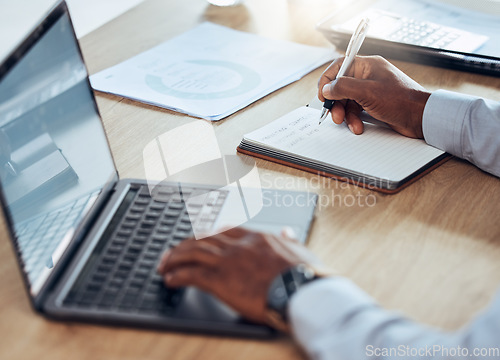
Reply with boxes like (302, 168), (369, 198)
(318, 18), (370, 125)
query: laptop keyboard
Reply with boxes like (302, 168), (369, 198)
(62, 184), (227, 315)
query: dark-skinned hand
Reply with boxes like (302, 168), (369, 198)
(157, 227), (329, 328)
(318, 55), (431, 138)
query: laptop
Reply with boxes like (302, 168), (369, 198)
(0, 1), (317, 337)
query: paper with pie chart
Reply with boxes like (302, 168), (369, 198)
(90, 22), (335, 121)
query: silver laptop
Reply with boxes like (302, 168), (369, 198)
(0, 1), (317, 337)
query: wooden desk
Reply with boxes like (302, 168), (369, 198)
(1, 0), (500, 359)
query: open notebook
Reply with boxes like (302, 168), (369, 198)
(237, 106), (450, 193)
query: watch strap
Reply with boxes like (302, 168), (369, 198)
(265, 264), (319, 331)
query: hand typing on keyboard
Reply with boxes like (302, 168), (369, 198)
(157, 227), (333, 330)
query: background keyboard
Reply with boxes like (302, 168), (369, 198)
(335, 9), (489, 53)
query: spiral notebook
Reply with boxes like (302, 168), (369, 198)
(237, 106), (450, 193)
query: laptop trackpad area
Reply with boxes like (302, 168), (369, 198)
(174, 288), (237, 321)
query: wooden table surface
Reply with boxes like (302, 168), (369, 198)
(1, 0), (500, 359)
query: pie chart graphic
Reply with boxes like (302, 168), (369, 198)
(145, 60), (261, 100)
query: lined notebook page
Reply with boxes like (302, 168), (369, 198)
(243, 106), (445, 182)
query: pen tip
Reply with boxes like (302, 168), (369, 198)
(318, 110), (328, 126)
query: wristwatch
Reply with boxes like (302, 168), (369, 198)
(265, 264), (320, 332)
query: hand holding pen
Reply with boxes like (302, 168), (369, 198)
(318, 18), (370, 125)
(318, 55), (431, 138)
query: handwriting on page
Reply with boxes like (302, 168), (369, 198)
(245, 106), (445, 181)
(260, 109), (320, 148)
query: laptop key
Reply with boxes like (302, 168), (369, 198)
(117, 228), (133, 237)
(176, 223), (192, 232)
(87, 283), (102, 292)
(125, 213), (142, 221)
(161, 218), (177, 226)
(150, 203), (166, 212)
(130, 205), (146, 213)
(111, 236), (127, 245)
(132, 236), (148, 246)
(140, 259), (156, 270)
(135, 197), (150, 206)
(127, 244), (143, 254)
(152, 234), (167, 243)
(118, 262), (133, 272)
(134, 269), (149, 280)
(114, 270), (130, 280)
(92, 273), (107, 283)
(108, 280), (122, 290)
(141, 220), (156, 228)
(79, 292), (98, 307)
(138, 228), (153, 236)
(147, 244), (163, 254)
(98, 294), (116, 308)
(173, 231), (190, 241)
(171, 193), (183, 202)
(169, 202), (184, 211)
(165, 209), (181, 218)
(121, 220), (137, 229)
(97, 264), (113, 273)
(139, 186), (153, 197)
(120, 294), (138, 309)
(123, 253), (139, 263)
(129, 280), (144, 290)
(139, 297), (158, 311)
(156, 225), (173, 234)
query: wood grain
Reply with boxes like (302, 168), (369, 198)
(1, 0), (499, 359)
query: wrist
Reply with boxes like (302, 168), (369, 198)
(265, 264), (322, 332)
(411, 89), (431, 138)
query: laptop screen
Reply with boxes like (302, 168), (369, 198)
(0, 3), (116, 295)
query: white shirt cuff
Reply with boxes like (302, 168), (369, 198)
(422, 89), (475, 157)
(288, 277), (376, 351)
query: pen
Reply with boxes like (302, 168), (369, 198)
(318, 17), (370, 125)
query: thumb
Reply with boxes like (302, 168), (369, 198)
(322, 77), (372, 104)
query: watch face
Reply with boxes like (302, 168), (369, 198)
(295, 263), (317, 281)
(266, 264), (319, 318)
(267, 273), (288, 310)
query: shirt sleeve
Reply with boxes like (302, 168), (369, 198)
(289, 277), (500, 360)
(422, 89), (500, 177)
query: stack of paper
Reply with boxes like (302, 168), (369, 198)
(90, 22), (335, 121)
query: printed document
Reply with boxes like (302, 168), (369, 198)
(90, 23), (335, 121)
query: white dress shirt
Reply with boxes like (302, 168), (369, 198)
(423, 90), (500, 177)
(289, 90), (500, 359)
